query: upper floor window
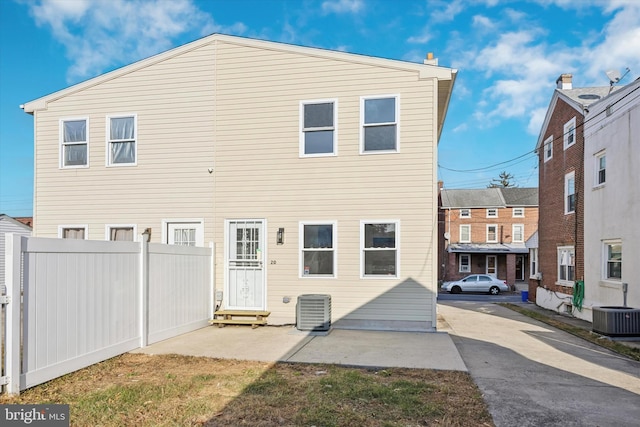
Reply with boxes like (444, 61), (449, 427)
(460, 224), (471, 243)
(558, 246), (575, 284)
(486, 224), (498, 243)
(300, 222), (336, 277)
(486, 208), (498, 218)
(361, 95), (398, 153)
(512, 224), (524, 243)
(563, 117), (576, 150)
(300, 100), (336, 157)
(60, 118), (89, 168)
(565, 171), (575, 214)
(460, 209), (471, 218)
(595, 151), (606, 186)
(108, 115), (136, 165)
(361, 221), (398, 277)
(512, 208), (524, 217)
(543, 135), (553, 162)
(604, 241), (622, 280)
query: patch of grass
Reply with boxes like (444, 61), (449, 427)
(0, 354), (493, 426)
(501, 303), (640, 362)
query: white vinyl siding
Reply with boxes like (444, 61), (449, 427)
(60, 118), (89, 168)
(360, 95), (399, 153)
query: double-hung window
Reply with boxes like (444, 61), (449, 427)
(300, 222), (336, 277)
(361, 95), (398, 153)
(60, 118), (88, 168)
(107, 115), (136, 165)
(543, 135), (553, 162)
(563, 117), (576, 149)
(59, 225), (88, 239)
(459, 254), (471, 273)
(604, 241), (622, 280)
(595, 151), (606, 186)
(486, 225), (498, 243)
(486, 208), (498, 218)
(361, 221), (398, 277)
(558, 246), (575, 284)
(565, 171), (576, 214)
(513, 207), (524, 217)
(300, 100), (336, 156)
(512, 224), (524, 243)
(107, 225), (136, 241)
(529, 248), (538, 278)
(460, 224), (471, 243)
(460, 209), (470, 218)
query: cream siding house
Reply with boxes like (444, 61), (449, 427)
(22, 34), (457, 331)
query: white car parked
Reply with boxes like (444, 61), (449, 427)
(441, 274), (509, 295)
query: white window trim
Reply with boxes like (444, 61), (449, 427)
(459, 254), (471, 273)
(486, 208), (498, 218)
(106, 113), (137, 167)
(557, 245), (575, 286)
(512, 207), (524, 218)
(360, 219), (400, 279)
(59, 117), (89, 169)
(299, 99), (338, 158)
(58, 224), (88, 239)
(299, 220), (337, 279)
(563, 117), (576, 150)
(543, 135), (553, 162)
(459, 209), (471, 218)
(602, 239), (622, 282)
(360, 94), (400, 155)
(529, 248), (539, 278)
(105, 224), (138, 241)
(565, 171), (576, 214)
(459, 224), (471, 243)
(594, 150), (606, 187)
(161, 218), (205, 246)
(486, 224), (498, 243)
(512, 224), (524, 243)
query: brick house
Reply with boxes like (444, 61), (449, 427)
(439, 187), (538, 286)
(533, 74), (611, 311)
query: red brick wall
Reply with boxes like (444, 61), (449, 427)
(537, 97), (585, 296)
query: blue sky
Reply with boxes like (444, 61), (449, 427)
(1, 0), (639, 217)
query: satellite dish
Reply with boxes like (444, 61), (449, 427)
(606, 69), (621, 84)
(444, 232), (450, 240)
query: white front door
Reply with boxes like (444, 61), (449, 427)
(486, 255), (497, 277)
(226, 220), (265, 310)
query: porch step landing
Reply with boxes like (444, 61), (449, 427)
(210, 310), (271, 329)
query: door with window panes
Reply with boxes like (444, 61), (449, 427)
(226, 220), (265, 310)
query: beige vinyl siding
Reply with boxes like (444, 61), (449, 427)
(33, 43), (217, 242)
(213, 42), (437, 327)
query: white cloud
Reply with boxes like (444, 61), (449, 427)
(28, 0), (246, 83)
(527, 107), (548, 136)
(407, 27), (432, 44)
(471, 15), (495, 31)
(321, 0), (364, 14)
(452, 123), (468, 133)
(430, 0), (464, 23)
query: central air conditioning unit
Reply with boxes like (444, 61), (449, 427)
(592, 306), (640, 337)
(296, 294), (331, 331)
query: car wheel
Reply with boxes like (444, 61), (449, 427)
(489, 286), (500, 295)
(451, 286), (462, 294)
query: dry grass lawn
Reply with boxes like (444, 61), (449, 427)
(0, 353), (493, 426)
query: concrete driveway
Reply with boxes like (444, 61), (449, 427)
(439, 301), (640, 427)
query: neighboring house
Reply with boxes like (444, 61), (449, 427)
(439, 187), (539, 286)
(0, 214), (32, 292)
(21, 34), (457, 331)
(534, 74), (612, 316)
(581, 77), (640, 319)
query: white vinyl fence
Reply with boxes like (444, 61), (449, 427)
(2, 234), (214, 395)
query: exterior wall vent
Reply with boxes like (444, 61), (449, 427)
(297, 294), (331, 331)
(592, 306), (640, 336)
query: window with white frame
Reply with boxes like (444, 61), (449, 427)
(486, 224), (498, 243)
(60, 118), (88, 168)
(300, 100), (336, 156)
(595, 151), (606, 186)
(361, 95), (398, 153)
(512, 224), (524, 243)
(543, 135), (553, 162)
(558, 246), (575, 284)
(460, 209), (471, 218)
(486, 208), (498, 218)
(459, 254), (470, 272)
(107, 225), (136, 241)
(563, 117), (576, 149)
(59, 225), (88, 239)
(529, 248), (538, 278)
(107, 115), (136, 165)
(565, 171), (576, 214)
(301, 222), (335, 277)
(604, 240), (622, 280)
(459, 224), (471, 243)
(361, 221), (398, 277)
(512, 207), (524, 217)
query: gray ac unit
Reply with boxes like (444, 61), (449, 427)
(297, 294), (331, 331)
(592, 306), (640, 336)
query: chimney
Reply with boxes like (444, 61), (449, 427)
(556, 73), (572, 90)
(438, 180), (444, 192)
(423, 52), (438, 66)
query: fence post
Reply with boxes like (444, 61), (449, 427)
(209, 242), (215, 320)
(5, 233), (22, 395)
(140, 237), (150, 348)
